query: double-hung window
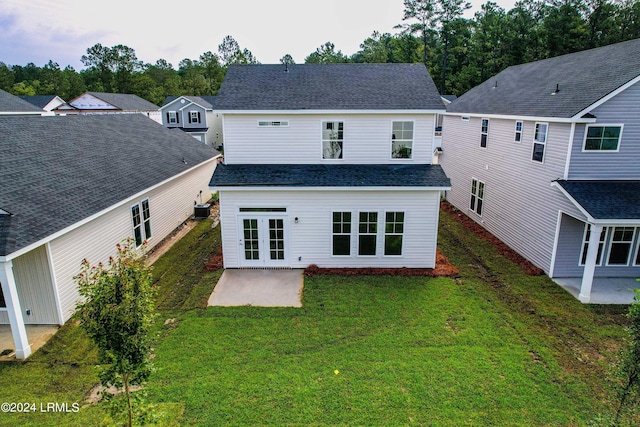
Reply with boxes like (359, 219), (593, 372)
(189, 111), (200, 124)
(167, 111), (178, 124)
(480, 119), (489, 148)
(322, 121), (344, 159)
(470, 179), (485, 216)
(580, 225), (608, 266)
(384, 212), (404, 256)
(514, 121), (523, 142)
(391, 121), (414, 159)
(584, 125), (622, 151)
(607, 227), (635, 265)
(358, 212), (378, 256)
(532, 123), (548, 162)
(332, 212), (352, 256)
(131, 199), (152, 247)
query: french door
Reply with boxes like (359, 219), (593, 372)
(238, 215), (288, 267)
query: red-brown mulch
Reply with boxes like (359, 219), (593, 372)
(204, 248), (459, 277)
(440, 200), (544, 276)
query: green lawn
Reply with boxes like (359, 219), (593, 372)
(0, 213), (631, 426)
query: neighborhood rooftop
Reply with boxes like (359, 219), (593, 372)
(81, 92), (160, 110)
(0, 114), (218, 256)
(214, 63), (445, 111)
(554, 180), (640, 220)
(447, 38), (640, 118)
(211, 164), (451, 188)
(162, 95), (217, 109)
(0, 88), (44, 113)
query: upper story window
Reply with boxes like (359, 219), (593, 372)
(584, 124), (622, 152)
(167, 111), (178, 124)
(514, 121), (523, 142)
(258, 121), (289, 127)
(532, 122), (548, 163)
(480, 119), (489, 148)
(322, 121), (343, 160)
(391, 121), (414, 159)
(189, 111), (201, 124)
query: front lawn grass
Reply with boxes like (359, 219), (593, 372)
(0, 212), (631, 426)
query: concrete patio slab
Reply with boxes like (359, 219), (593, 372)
(0, 325), (59, 362)
(554, 277), (640, 304)
(208, 269), (304, 307)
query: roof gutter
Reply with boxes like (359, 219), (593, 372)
(445, 111), (596, 124)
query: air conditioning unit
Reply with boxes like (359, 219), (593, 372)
(194, 203), (210, 219)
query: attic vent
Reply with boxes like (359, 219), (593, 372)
(258, 121), (289, 127)
(461, 116), (470, 122)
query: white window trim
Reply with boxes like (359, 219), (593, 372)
(130, 198), (152, 248)
(605, 226), (637, 267)
(579, 225), (608, 267)
(470, 178), (485, 217)
(514, 121), (523, 143)
(321, 120), (345, 161)
(383, 211), (405, 257)
(531, 122), (548, 164)
(190, 111), (199, 123)
(480, 118), (489, 148)
(390, 120), (415, 160)
(331, 211), (353, 257)
(168, 111), (178, 124)
(581, 123), (624, 153)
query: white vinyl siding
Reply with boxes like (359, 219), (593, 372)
(222, 114), (437, 165)
(218, 190), (442, 269)
(47, 160), (217, 322)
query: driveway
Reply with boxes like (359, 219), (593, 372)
(208, 269), (304, 307)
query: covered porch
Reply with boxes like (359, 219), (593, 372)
(0, 325), (58, 361)
(554, 277), (640, 305)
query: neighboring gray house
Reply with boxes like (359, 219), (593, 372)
(210, 64), (450, 270)
(19, 95), (69, 112)
(440, 38), (640, 303)
(0, 89), (46, 115)
(0, 114), (220, 358)
(160, 96), (223, 148)
(57, 92), (162, 123)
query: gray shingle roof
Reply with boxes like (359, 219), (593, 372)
(0, 89), (44, 113)
(162, 96), (217, 109)
(210, 163), (451, 188)
(81, 92), (160, 110)
(18, 95), (59, 109)
(0, 114), (219, 256)
(555, 180), (640, 220)
(215, 64), (444, 111)
(448, 38), (640, 118)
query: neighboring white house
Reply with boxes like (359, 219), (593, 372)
(210, 64), (450, 270)
(57, 92), (162, 123)
(0, 114), (220, 358)
(440, 38), (640, 303)
(19, 95), (69, 112)
(160, 96), (223, 148)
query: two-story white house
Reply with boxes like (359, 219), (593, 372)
(209, 64), (450, 270)
(160, 96), (223, 148)
(440, 38), (640, 303)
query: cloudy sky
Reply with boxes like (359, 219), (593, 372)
(1, 0), (515, 70)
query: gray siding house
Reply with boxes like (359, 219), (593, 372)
(160, 96), (223, 148)
(1, 114), (219, 358)
(210, 64), (450, 270)
(440, 38), (640, 303)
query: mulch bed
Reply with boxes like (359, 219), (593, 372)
(204, 248), (224, 271)
(440, 200), (544, 276)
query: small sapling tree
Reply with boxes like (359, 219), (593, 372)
(75, 239), (156, 427)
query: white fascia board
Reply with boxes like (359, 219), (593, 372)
(0, 111), (43, 116)
(218, 109), (445, 115)
(1, 155), (221, 262)
(571, 75), (640, 120)
(550, 181), (595, 222)
(445, 111), (596, 124)
(211, 185), (451, 192)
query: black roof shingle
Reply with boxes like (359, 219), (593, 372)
(0, 89), (44, 113)
(448, 38), (640, 118)
(215, 64), (444, 111)
(210, 163), (451, 188)
(0, 114), (219, 256)
(555, 180), (640, 220)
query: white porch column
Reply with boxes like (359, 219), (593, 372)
(0, 261), (31, 359)
(579, 224), (602, 303)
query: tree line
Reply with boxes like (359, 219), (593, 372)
(1, 0), (639, 105)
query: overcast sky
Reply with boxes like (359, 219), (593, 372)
(1, 0), (516, 70)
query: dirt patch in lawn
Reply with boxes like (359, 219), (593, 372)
(441, 201), (544, 276)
